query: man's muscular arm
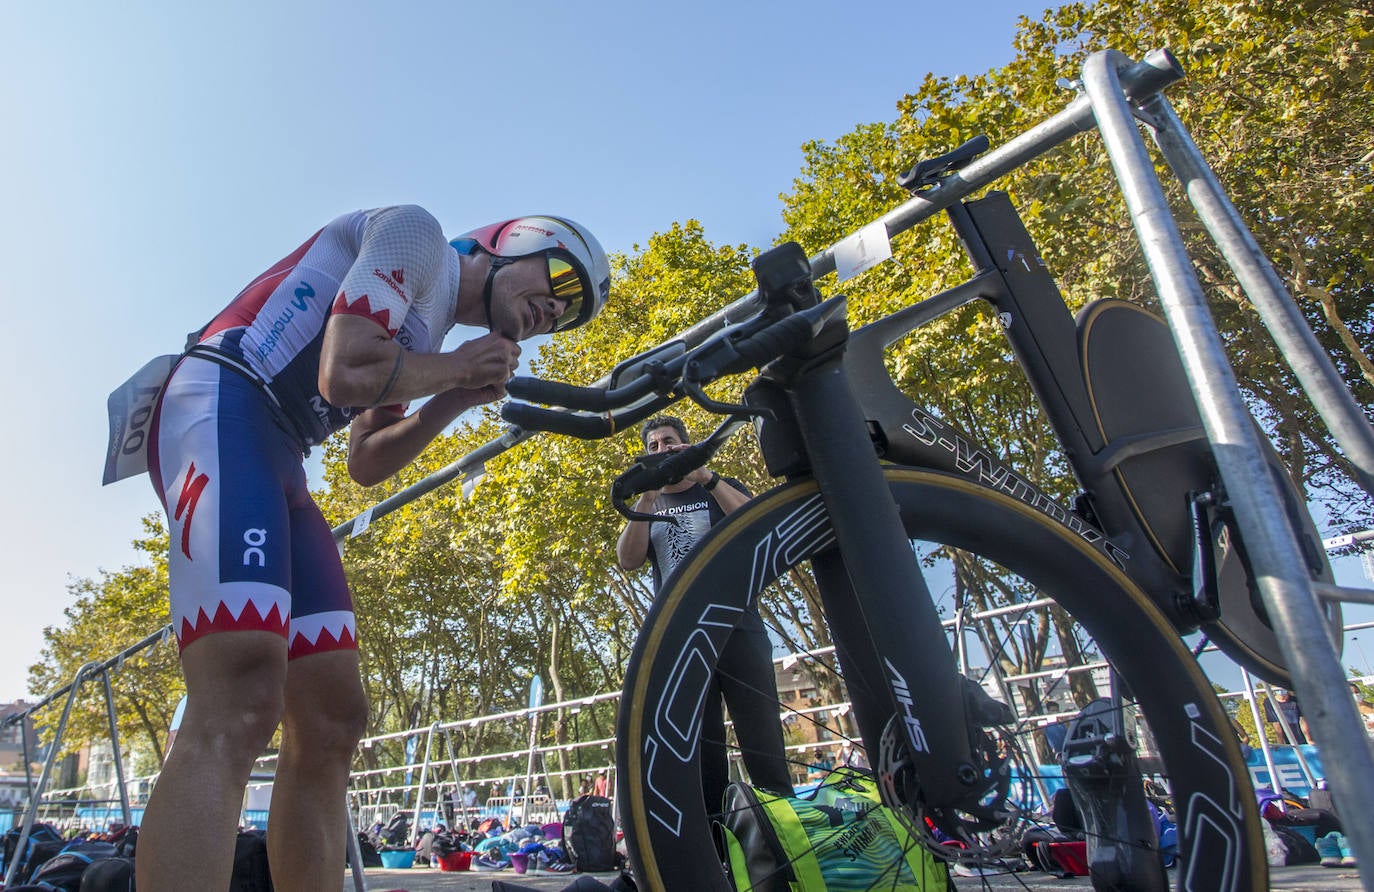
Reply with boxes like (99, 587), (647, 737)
(321, 316), (519, 486)
(345, 385), (503, 486)
(319, 315), (518, 408)
(616, 490), (660, 571)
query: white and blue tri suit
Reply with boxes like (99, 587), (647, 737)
(148, 205), (461, 658)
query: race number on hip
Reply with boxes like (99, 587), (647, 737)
(103, 354), (177, 485)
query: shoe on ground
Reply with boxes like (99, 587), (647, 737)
(535, 860), (575, 875)
(473, 855), (508, 871)
(953, 860), (1010, 877)
(1338, 833), (1357, 867)
(1316, 832), (1343, 868)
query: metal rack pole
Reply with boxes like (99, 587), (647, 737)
(1081, 48), (1374, 885)
(1141, 94), (1374, 497)
(4, 662), (97, 888)
(98, 669), (133, 828)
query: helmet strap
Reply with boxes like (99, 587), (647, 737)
(480, 257), (514, 332)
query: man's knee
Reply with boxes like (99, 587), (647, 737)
(287, 695), (367, 762)
(175, 686), (285, 769)
(284, 655), (368, 759)
(317, 685), (368, 750)
(177, 632), (288, 760)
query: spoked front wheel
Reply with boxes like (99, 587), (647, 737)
(616, 468), (1266, 891)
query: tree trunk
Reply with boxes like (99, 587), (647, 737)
(1050, 604), (1101, 707)
(546, 612), (574, 800)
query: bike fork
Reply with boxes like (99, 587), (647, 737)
(784, 356), (980, 808)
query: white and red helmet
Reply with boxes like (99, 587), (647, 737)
(452, 215), (610, 332)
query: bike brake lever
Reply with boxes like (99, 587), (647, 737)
(680, 379), (772, 420)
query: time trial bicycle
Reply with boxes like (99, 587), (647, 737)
(500, 47), (1372, 892)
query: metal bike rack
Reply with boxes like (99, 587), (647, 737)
(1079, 49), (1374, 885)
(1, 629), (155, 887)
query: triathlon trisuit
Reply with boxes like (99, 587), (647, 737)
(196, 204), (461, 446)
(148, 205), (461, 658)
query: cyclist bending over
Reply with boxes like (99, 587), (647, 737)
(130, 209), (609, 892)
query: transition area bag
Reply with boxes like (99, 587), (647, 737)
(721, 767), (949, 891)
(564, 794), (618, 872)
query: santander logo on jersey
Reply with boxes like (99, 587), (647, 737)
(372, 267), (408, 303)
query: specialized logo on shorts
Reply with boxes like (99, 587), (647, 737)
(174, 463), (210, 560)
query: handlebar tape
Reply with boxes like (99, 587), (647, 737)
(500, 402), (614, 438)
(725, 314), (816, 371)
(614, 444), (712, 498)
(506, 376), (612, 411)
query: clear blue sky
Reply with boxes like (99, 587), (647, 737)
(2, 1), (1367, 706)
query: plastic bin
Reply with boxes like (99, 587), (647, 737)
(437, 851), (472, 871)
(379, 848), (416, 869)
(1047, 841), (1089, 876)
(1290, 824), (1318, 845)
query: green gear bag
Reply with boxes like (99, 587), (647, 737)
(721, 767), (950, 891)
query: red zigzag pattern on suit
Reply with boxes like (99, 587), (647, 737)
(289, 623), (358, 659)
(179, 600), (288, 650)
(332, 291), (398, 336)
(178, 601), (358, 656)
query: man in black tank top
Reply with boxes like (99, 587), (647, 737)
(617, 416), (794, 811)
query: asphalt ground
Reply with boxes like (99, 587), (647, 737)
(344, 862), (1366, 891)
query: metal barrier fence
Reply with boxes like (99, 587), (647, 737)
(5, 601), (1372, 889)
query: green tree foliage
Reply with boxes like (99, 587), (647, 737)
(781, 0), (1371, 521)
(775, 0), (1371, 699)
(33, 0), (1369, 783)
(28, 517), (183, 776)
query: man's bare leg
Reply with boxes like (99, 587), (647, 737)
(137, 631), (286, 892)
(267, 648), (368, 892)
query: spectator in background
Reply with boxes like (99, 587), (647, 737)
(838, 741), (869, 770)
(806, 747), (834, 783)
(616, 416), (793, 813)
(593, 769), (609, 798)
(1264, 688), (1309, 744)
(1229, 714), (1255, 761)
